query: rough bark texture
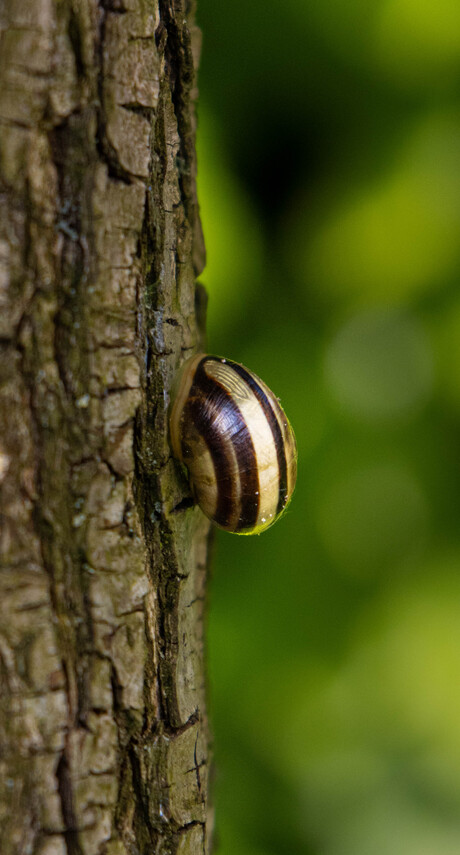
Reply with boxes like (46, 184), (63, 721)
(0, 1), (211, 853)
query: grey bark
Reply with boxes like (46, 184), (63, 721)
(0, 1), (211, 853)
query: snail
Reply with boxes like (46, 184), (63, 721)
(169, 353), (297, 534)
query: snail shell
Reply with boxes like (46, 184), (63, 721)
(169, 353), (297, 534)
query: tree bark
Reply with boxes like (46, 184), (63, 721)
(0, 1), (211, 853)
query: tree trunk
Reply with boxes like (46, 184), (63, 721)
(0, 1), (211, 853)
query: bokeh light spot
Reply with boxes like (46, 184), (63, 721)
(324, 308), (433, 423)
(317, 464), (429, 576)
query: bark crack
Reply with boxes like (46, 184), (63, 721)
(56, 750), (84, 855)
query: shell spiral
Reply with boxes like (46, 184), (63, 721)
(169, 354), (297, 534)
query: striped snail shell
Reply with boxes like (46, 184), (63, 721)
(169, 353), (297, 534)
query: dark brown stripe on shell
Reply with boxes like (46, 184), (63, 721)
(190, 357), (260, 532)
(222, 359), (289, 516)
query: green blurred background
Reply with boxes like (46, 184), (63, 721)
(194, 2), (460, 853)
